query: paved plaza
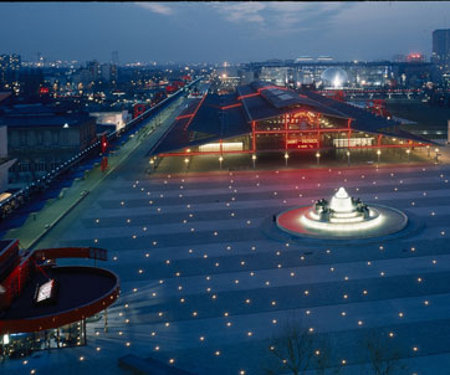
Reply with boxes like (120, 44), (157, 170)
(4, 149), (449, 375)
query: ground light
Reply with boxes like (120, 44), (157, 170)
(435, 148), (440, 164)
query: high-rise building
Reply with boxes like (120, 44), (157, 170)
(112, 50), (119, 66)
(0, 54), (21, 87)
(432, 29), (450, 85)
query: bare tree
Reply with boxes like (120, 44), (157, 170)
(265, 322), (314, 375)
(265, 321), (341, 375)
(314, 336), (341, 375)
(364, 332), (408, 375)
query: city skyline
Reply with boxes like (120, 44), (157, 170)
(0, 2), (448, 64)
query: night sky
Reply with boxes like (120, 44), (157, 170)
(0, 2), (448, 63)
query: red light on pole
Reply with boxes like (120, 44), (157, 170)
(101, 156), (108, 172)
(101, 135), (108, 154)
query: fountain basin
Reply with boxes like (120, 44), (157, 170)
(276, 187), (408, 239)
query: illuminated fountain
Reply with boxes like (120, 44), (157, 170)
(277, 187), (408, 239)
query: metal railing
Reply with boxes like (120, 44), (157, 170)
(0, 77), (202, 222)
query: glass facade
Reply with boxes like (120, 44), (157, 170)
(0, 320), (87, 360)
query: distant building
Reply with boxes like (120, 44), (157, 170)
(432, 29), (450, 85)
(247, 60), (432, 89)
(238, 68), (256, 85)
(316, 56), (334, 62)
(393, 54), (407, 63)
(406, 53), (425, 63)
(0, 93), (15, 196)
(0, 124), (16, 197)
(89, 109), (131, 132)
(0, 54), (21, 81)
(295, 56), (314, 63)
(18, 68), (44, 99)
(2, 104), (96, 183)
(0, 54), (21, 93)
(260, 67), (290, 86)
(112, 50), (119, 66)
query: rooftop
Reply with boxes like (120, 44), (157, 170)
(151, 81), (431, 155)
(0, 110), (94, 128)
(1, 266), (117, 321)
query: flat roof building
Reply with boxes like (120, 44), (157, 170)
(0, 104), (96, 183)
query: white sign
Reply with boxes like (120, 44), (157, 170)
(36, 279), (55, 303)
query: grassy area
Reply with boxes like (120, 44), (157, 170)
(386, 99), (450, 134)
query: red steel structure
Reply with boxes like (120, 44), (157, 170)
(153, 82), (431, 159)
(366, 99), (392, 118)
(0, 240), (119, 334)
(133, 103), (147, 119)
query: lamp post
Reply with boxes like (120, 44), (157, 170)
(316, 152), (321, 165)
(252, 154), (256, 169)
(406, 148), (411, 162)
(219, 156), (223, 170)
(149, 158), (155, 172)
(284, 152), (289, 167)
(427, 145), (430, 158)
(346, 150), (350, 166)
(184, 157), (190, 172)
(376, 149), (381, 168)
(435, 148), (440, 164)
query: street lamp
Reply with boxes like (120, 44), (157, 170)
(284, 152), (289, 166)
(219, 156), (224, 169)
(427, 145), (430, 158)
(435, 148), (440, 164)
(315, 152), (321, 165)
(149, 158), (155, 172)
(252, 154), (256, 169)
(376, 149), (381, 167)
(406, 148), (411, 162)
(346, 150), (350, 166)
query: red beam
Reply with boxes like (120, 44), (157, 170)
(220, 103), (242, 110)
(159, 150), (254, 157)
(33, 247), (108, 261)
(176, 113), (194, 121)
(257, 85), (288, 93)
(183, 93), (207, 131)
(254, 128), (349, 134)
(237, 92), (260, 100)
(348, 143), (428, 149)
